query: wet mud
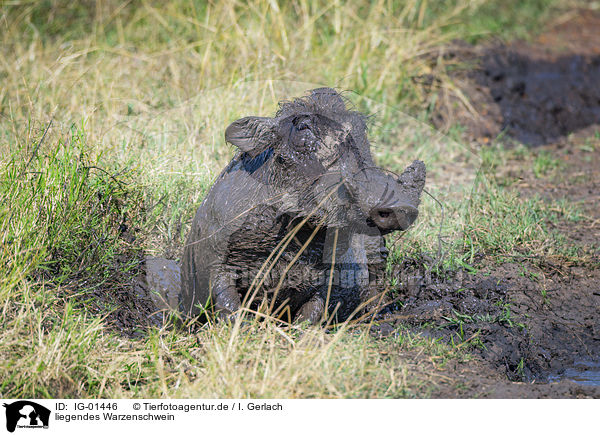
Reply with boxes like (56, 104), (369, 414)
(424, 10), (600, 396)
(390, 255), (600, 390)
(476, 50), (600, 145)
(60, 248), (160, 337)
(433, 11), (600, 146)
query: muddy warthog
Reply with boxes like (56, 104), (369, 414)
(181, 88), (425, 323)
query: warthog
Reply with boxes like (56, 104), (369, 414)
(181, 88), (425, 323)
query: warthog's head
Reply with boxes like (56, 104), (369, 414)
(225, 87), (425, 235)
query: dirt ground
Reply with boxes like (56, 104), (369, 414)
(433, 10), (600, 147)
(415, 9), (600, 398)
(408, 136), (600, 398)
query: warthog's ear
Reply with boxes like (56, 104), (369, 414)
(225, 116), (276, 158)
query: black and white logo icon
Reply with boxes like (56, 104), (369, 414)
(2, 401), (50, 433)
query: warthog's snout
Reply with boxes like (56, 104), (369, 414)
(353, 161), (424, 234)
(368, 203), (418, 233)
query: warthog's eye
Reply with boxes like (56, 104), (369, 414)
(275, 153), (288, 165)
(293, 117), (310, 131)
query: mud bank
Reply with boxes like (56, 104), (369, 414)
(433, 11), (600, 146)
(423, 10), (600, 396)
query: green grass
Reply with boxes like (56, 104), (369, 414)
(532, 150), (562, 178)
(0, 0), (595, 399)
(463, 177), (568, 261)
(452, 0), (557, 43)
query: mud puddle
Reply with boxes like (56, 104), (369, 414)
(549, 361), (600, 386)
(433, 10), (600, 146)
(474, 50), (600, 145)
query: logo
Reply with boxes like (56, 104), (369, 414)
(2, 401), (50, 433)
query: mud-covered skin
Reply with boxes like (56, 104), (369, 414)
(181, 88), (426, 322)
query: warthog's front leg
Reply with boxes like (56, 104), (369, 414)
(360, 236), (392, 319)
(209, 268), (241, 320)
(360, 262), (392, 319)
(294, 294), (325, 324)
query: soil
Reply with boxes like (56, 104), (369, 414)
(82, 253), (161, 337)
(389, 249), (600, 398)
(419, 9), (600, 397)
(432, 10), (600, 146)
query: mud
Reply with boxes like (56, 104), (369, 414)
(69, 262), (160, 337)
(421, 10), (600, 396)
(476, 50), (600, 145)
(391, 256), (600, 388)
(433, 11), (600, 146)
(90, 253), (161, 336)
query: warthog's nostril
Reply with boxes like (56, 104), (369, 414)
(369, 205), (418, 233)
(378, 210), (391, 219)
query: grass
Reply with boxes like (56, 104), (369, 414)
(532, 150), (562, 178)
(462, 176), (579, 262)
(1, 0), (595, 398)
